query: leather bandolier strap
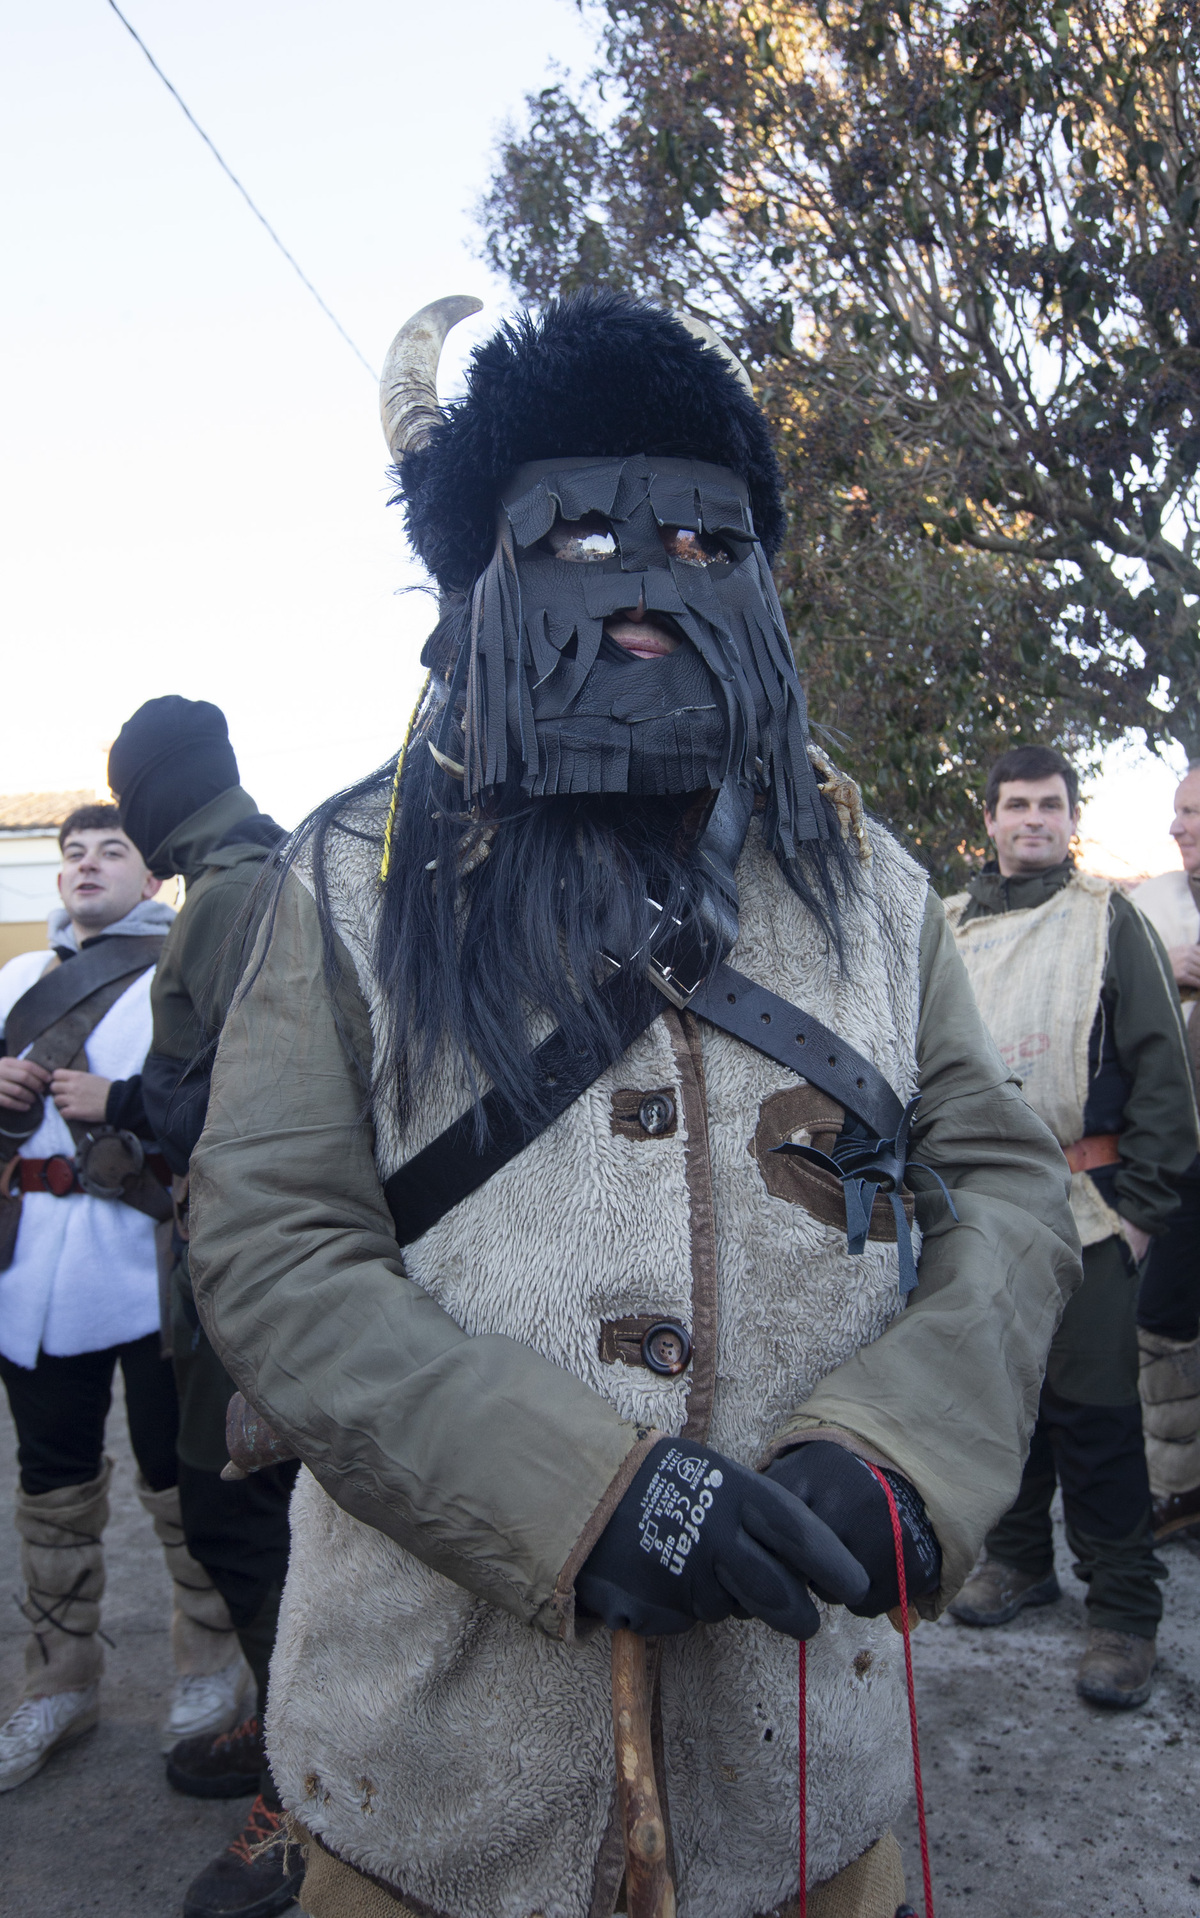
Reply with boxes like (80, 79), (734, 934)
(0, 933), (171, 1227)
(385, 959), (912, 1258)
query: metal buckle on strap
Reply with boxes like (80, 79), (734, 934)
(75, 1129), (145, 1200)
(601, 892), (727, 1010)
(642, 896), (715, 1008)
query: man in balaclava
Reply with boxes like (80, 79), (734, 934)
(107, 698), (303, 1918)
(188, 293), (1079, 1918)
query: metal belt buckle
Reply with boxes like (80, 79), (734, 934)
(644, 898), (711, 1009)
(76, 1128), (144, 1201)
(602, 896), (714, 1008)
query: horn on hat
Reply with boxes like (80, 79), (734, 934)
(380, 295), (484, 461)
(675, 313), (754, 395)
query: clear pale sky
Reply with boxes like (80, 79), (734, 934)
(1, 0), (1186, 872)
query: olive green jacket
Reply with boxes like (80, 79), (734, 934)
(190, 863), (1081, 1623)
(148, 784), (276, 1067)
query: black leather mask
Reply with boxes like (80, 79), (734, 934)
(436, 453), (828, 859)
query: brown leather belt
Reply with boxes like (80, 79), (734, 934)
(1065, 1133), (1120, 1174)
(17, 1153), (171, 1198)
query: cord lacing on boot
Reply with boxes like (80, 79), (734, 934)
(228, 1794), (284, 1866)
(15, 1574), (115, 1655)
(210, 1713), (259, 1752)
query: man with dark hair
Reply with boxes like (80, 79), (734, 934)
(187, 293), (1078, 1918)
(105, 697), (302, 1918)
(0, 807), (241, 1790)
(947, 748), (1197, 1708)
(983, 743), (1080, 815)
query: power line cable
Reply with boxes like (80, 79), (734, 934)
(103, 0), (376, 379)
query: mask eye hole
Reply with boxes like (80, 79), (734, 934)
(661, 526), (730, 566)
(545, 514), (618, 562)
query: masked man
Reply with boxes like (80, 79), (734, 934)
(105, 697), (303, 1918)
(946, 746), (1197, 1710)
(189, 294), (1078, 1918)
(1130, 767), (1200, 1539)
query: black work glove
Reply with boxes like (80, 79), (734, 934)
(576, 1437), (870, 1640)
(766, 1441), (941, 1618)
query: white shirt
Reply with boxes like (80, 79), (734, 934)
(0, 942), (163, 1367)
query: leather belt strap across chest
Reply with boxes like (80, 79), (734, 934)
(686, 963), (905, 1139)
(384, 939), (927, 1291)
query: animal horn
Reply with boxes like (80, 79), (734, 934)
(675, 313), (754, 395)
(380, 295), (484, 461)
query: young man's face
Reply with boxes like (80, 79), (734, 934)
(1169, 769), (1200, 876)
(58, 827), (159, 931)
(984, 776), (1080, 877)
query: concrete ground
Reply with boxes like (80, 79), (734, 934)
(2, 1379), (1199, 1916)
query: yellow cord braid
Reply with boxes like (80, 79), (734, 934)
(379, 688), (426, 883)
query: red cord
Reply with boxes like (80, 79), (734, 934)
(798, 1635), (807, 1918)
(797, 1473), (936, 1918)
(866, 1464), (935, 1918)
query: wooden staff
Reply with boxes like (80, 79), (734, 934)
(611, 1629), (676, 1918)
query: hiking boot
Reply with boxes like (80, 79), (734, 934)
(1076, 1629), (1156, 1709)
(0, 1685), (99, 1793)
(182, 1794), (305, 1918)
(947, 1557), (1060, 1626)
(168, 1715), (265, 1799)
(1152, 1483), (1200, 1542)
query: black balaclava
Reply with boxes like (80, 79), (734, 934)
(108, 696), (239, 873)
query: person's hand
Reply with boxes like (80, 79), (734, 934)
(1167, 942), (1200, 992)
(1120, 1219), (1152, 1266)
(0, 1057), (50, 1112)
(49, 1070), (112, 1124)
(576, 1437), (869, 1640)
(766, 1441), (942, 1618)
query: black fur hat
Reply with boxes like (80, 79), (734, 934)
(400, 290), (785, 594)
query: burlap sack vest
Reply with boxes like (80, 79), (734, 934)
(945, 873), (1121, 1248)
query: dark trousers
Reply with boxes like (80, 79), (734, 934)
(987, 1236), (1164, 1638)
(1138, 1164), (1200, 1343)
(986, 1383), (1165, 1636)
(0, 1333), (178, 1496)
(172, 1253), (295, 1715)
(177, 1455), (297, 1716)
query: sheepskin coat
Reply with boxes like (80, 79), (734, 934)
(265, 813), (926, 1918)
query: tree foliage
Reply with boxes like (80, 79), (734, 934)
(481, 0), (1200, 883)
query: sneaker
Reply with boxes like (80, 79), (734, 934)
(182, 1793), (305, 1918)
(1076, 1628), (1157, 1709)
(162, 1652), (255, 1753)
(0, 1685), (100, 1793)
(947, 1556), (1061, 1626)
(168, 1714), (265, 1800)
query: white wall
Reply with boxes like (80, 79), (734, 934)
(0, 835), (61, 925)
